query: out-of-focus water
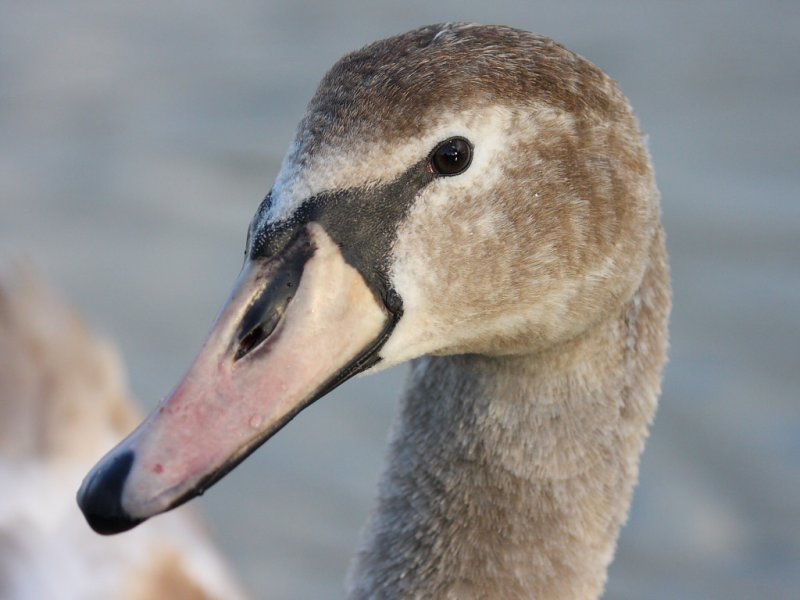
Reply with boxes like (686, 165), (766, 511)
(1, 2), (798, 598)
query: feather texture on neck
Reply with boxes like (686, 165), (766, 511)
(349, 228), (670, 600)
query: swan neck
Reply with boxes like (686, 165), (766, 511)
(348, 232), (669, 599)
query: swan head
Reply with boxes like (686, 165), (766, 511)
(78, 23), (659, 534)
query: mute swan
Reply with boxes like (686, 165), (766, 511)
(78, 23), (670, 599)
(0, 264), (246, 600)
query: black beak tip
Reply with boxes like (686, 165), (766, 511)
(77, 450), (144, 535)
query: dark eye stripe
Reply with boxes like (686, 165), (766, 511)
(429, 137), (473, 176)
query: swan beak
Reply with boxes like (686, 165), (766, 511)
(77, 223), (390, 534)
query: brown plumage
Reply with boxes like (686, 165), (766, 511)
(77, 23), (670, 600)
(311, 25), (671, 599)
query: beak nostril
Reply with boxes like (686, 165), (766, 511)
(233, 234), (313, 363)
(234, 301), (286, 362)
(236, 325), (266, 361)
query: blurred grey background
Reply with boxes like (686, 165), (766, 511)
(1, 1), (798, 598)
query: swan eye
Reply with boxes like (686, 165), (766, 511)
(429, 137), (473, 176)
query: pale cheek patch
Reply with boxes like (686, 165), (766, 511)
(259, 106), (523, 228)
(379, 108), (536, 364)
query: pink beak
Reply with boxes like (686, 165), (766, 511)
(77, 223), (390, 533)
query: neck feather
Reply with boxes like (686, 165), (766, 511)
(348, 231), (669, 599)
